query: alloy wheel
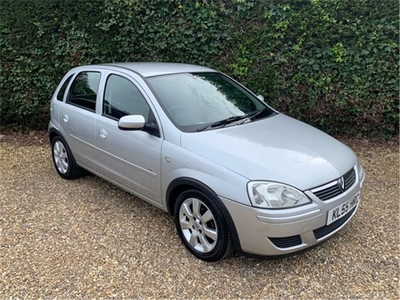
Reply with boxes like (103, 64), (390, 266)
(178, 197), (218, 253)
(53, 140), (69, 174)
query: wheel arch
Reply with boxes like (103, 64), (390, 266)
(48, 127), (64, 145)
(49, 129), (72, 156)
(166, 177), (243, 254)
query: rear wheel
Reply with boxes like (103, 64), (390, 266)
(174, 189), (233, 262)
(51, 136), (81, 179)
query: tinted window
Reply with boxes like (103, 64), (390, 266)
(67, 72), (101, 112)
(56, 74), (74, 101)
(103, 75), (150, 121)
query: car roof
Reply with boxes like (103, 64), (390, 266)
(98, 62), (216, 78)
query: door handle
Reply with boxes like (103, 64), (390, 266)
(98, 128), (107, 139)
(62, 114), (69, 123)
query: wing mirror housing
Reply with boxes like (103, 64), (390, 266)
(118, 115), (146, 130)
(257, 95), (265, 102)
(118, 115), (159, 136)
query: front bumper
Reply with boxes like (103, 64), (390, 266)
(220, 165), (366, 257)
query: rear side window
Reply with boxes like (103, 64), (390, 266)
(67, 71), (101, 112)
(103, 74), (150, 121)
(56, 74), (74, 101)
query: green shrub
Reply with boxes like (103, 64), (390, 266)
(0, 0), (104, 128)
(218, 0), (399, 137)
(96, 0), (227, 64)
(0, 0), (398, 138)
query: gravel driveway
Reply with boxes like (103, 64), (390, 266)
(0, 132), (398, 299)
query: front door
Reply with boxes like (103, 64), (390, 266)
(94, 73), (163, 206)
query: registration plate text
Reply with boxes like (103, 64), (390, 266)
(327, 192), (360, 225)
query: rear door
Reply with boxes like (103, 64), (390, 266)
(94, 72), (163, 206)
(59, 70), (102, 171)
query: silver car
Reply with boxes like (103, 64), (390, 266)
(48, 63), (365, 261)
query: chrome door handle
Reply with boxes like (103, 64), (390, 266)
(62, 114), (69, 123)
(98, 128), (107, 139)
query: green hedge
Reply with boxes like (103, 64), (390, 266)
(0, 0), (398, 138)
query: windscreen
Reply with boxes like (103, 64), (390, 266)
(147, 72), (274, 132)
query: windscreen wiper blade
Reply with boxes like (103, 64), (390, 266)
(196, 115), (249, 132)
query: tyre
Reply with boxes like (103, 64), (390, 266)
(51, 136), (81, 179)
(174, 189), (233, 262)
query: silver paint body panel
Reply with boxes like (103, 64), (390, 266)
(49, 63), (365, 257)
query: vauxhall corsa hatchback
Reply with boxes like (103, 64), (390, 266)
(48, 63), (365, 261)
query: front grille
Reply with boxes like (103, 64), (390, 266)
(312, 167), (356, 201)
(344, 168), (356, 189)
(313, 184), (342, 200)
(313, 206), (356, 240)
(269, 235), (302, 248)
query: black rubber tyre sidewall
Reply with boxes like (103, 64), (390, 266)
(51, 136), (81, 179)
(174, 189), (232, 262)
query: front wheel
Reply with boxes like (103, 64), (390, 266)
(174, 189), (233, 262)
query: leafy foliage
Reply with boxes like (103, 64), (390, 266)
(218, 0), (399, 137)
(0, 0), (398, 138)
(97, 0), (227, 64)
(0, 0), (104, 127)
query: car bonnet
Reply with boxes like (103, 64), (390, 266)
(180, 114), (357, 191)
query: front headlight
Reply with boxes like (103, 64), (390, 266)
(247, 181), (311, 209)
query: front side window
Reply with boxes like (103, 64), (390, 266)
(67, 71), (101, 112)
(103, 75), (150, 121)
(147, 72), (274, 132)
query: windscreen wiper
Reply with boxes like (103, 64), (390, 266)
(196, 115), (249, 132)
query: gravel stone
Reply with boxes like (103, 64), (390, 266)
(0, 132), (398, 299)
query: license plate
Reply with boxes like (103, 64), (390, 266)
(327, 192), (360, 225)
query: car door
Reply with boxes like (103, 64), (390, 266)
(94, 72), (163, 206)
(59, 70), (101, 171)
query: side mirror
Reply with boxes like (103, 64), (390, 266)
(118, 115), (159, 136)
(257, 95), (265, 102)
(118, 115), (145, 130)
